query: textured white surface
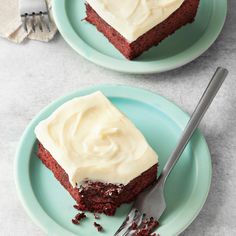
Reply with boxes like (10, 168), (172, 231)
(0, 0), (235, 235)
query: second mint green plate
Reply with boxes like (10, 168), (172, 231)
(15, 85), (212, 236)
(52, 0), (227, 74)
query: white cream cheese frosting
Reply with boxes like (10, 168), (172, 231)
(86, 0), (185, 42)
(35, 92), (158, 187)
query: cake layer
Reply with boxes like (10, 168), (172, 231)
(35, 91), (158, 187)
(86, 0), (185, 42)
(37, 143), (158, 215)
(85, 0), (199, 59)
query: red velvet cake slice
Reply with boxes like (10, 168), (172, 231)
(35, 92), (158, 215)
(85, 0), (200, 60)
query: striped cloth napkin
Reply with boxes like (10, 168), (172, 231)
(0, 0), (57, 43)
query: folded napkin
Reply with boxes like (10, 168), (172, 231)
(0, 0), (57, 43)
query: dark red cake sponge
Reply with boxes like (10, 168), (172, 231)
(85, 0), (200, 60)
(37, 142), (158, 216)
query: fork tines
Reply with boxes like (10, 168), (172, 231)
(114, 209), (159, 236)
(21, 11), (51, 33)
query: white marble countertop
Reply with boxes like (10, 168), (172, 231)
(0, 1), (235, 235)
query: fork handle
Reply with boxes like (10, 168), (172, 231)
(159, 67), (228, 183)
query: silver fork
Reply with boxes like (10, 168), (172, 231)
(20, 0), (51, 33)
(114, 67), (228, 236)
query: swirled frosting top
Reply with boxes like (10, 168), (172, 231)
(35, 92), (158, 187)
(86, 0), (185, 42)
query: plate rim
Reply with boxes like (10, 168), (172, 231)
(51, 0), (227, 74)
(14, 85), (212, 236)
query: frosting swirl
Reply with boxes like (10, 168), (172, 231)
(86, 0), (185, 42)
(35, 92), (158, 187)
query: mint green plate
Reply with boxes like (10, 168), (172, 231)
(15, 85), (212, 236)
(52, 0), (227, 74)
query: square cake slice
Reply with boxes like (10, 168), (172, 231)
(35, 92), (158, 215)
(85, 0), (200, 60)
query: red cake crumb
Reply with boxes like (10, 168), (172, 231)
(85, 0), (200, 59)
(75, 212), (86, 221)
(131, 222), (138, 230)
(37, 142), (157, 216)
(72, 219), (80, 225)
(94, 213), (100, 220)
(94, 222), (103, 232)
(71, 212), (86, 225)
(73, 205), (80, 210)
(134, 218), (159, 236)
